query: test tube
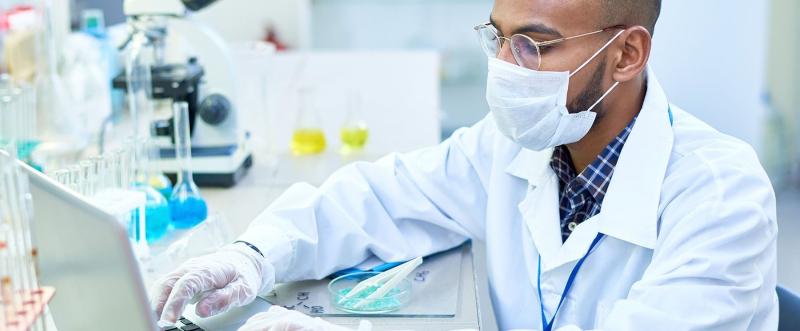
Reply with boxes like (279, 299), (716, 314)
(0, 233), (6, 328)
(0, 160), (24, 318)
(14, 157), (41, 298)
(108, 150), (122, 189)
(52, 169), (69, 187)
(80, 159), (96, 197)
(120, 140), (136, 189)
(68, 165), (81, 193)
(21, 85), (37, 163)
(92, 156), (107, 194)
(0, 94), (17, 157)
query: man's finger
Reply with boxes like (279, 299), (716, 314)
(159, 275), (209, 323)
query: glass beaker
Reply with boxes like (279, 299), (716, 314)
(291, 88), (326, 155)
(169, 102), (207, 229)
(340, 91), (369, 155)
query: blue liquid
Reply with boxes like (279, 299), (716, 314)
(134, 184), (172, 243)
(158, 186), (173, 200)
(17, 139), (40, 161)
(169, 195), (208, 229)
(145, 202), (171, 242)
(335, 286), (404, 312)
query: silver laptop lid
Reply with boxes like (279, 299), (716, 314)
(24, 162), (158, 331)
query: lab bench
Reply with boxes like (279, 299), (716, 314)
(195, 150), (498, 330)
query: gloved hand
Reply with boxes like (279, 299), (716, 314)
(151, 243), (275, 324)
(238, 306), (372, 331)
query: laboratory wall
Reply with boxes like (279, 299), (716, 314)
(649, 0), (771, 169)
(310, 0), (493, 138)
(193, 0), (312, 48)
(764, 0), (800, 186)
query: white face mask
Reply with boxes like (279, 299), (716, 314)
(486, 31), (624, 151)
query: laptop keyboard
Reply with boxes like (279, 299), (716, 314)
(161, 316), (206, 331)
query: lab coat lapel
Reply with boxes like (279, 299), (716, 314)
(503, 67), (674, 272)
(505, 148), (564, 270)
(597, 68), (673, 249)
(507, 148), (602, 273)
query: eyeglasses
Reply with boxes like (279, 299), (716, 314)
(474, 22), (627, 70)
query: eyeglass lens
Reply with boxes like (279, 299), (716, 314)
(477, 25), (541, 70)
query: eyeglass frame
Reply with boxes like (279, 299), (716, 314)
(473, 22), (628, 70)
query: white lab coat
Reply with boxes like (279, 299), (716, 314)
(238, 69), (778, 331)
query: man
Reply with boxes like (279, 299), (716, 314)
(153, 0), (779, 330)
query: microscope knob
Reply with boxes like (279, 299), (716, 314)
(199, 94), (231, 125)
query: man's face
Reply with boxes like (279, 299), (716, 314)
(490, 0), (616, 115)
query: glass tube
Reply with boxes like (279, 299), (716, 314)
(68, 165), (81, 193)
(52, 169), (69, 187)
(0, 94), (17, 157)
(169, 102), (207, 229)
(80, 160), (95, 197)
(91, 156), (106, 194)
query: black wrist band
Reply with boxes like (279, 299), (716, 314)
(234, 240), (265, 258)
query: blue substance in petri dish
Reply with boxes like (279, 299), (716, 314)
(169, 195), (208, 229)
(145, 201), (172, 242)
(335, 285), (404, 312)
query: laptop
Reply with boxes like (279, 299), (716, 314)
(23, 161), (270, 330)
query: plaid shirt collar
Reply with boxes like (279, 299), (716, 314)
(551, 116), (638, 206)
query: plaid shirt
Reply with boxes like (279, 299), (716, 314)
(551, 117), (637, 242)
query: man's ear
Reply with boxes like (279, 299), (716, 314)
(611, 26), (652, 83)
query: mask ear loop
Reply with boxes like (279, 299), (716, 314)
(586, 81), (621, 112)
(568, 30), (626, 78)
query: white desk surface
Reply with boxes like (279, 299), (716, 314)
(199, 150), (498, 330)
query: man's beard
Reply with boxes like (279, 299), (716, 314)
(569, 61), (608, 118)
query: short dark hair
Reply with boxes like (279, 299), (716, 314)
(601, 0), (662, 34)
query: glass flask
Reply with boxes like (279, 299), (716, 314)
(169, 102), (208, 229)
(145, 136), (173, 200)
(340, 91), (369, 155)
(123, 26), (172, 241)
(291, 88), (326, 155)
(129, 139), (171, 243)
(33, 0), (87, 168)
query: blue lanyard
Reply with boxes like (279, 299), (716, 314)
(538, 233), (605, 331)
(537, 107), (674, 331)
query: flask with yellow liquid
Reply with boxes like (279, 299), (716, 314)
(340, 91), (369, 155)
(291, 88), (327, 155)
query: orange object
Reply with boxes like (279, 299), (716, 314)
(4, 287), (55, 331)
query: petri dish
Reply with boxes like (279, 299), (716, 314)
(328, 271), (412, 314)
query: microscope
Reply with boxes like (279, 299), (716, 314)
(113, 0), (253, 187)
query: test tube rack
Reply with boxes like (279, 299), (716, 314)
(2, 286), (55, 331)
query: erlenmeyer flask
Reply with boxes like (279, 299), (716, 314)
(340, 91), (369, 155)
(291, 88), (326, 155)
(169, 101), (207, 229)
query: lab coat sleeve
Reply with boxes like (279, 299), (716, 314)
(558, 147), (778, 331)
(237, 116), (497, 282)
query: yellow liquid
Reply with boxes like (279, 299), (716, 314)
(291, 129), (327, 155)
(340, 127), (369, 153)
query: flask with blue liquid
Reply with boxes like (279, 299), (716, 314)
(169, 101), (208, 229)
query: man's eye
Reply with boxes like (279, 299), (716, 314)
(538, 44), (555, 54)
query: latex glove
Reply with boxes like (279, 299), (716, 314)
(151, 243), (275, 324)
(238, 306), (372, 331)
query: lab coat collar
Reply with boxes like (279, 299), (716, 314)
(505, 67), (673, 256)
